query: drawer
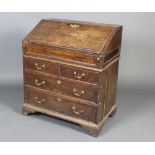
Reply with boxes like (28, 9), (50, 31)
(60, 65), (100, 84)
(25, 87), (97, 123)
(25, 71), (98, 103)
(24, 57), (58, 75)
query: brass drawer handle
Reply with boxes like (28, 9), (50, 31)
(74, 72), (85, 79)
(72, 106), (84, 115)
(69, 23), (80, 28)
(35, 63), (46, 70)
(35, 79), (46, 86)
(72, 88), (84, 97)
(34, 97), (45, 104)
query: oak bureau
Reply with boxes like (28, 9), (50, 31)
(22, 19), (123, 137)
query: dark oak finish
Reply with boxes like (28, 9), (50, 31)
(24, 57), (58, 75)
(22, 19), (122, 137)
(25, 87), (97, 123)
(25, 70), (98, 103)
(25, 45), (97, 66)
(60, 64), (100, 84)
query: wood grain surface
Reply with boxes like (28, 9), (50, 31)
(22, 19), (122, 136)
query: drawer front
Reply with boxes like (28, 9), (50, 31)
(25, 87), (97, 123)
(60, 65), (99, 84)
(24, 57), (58, 75)
(25, 71), (98, 103)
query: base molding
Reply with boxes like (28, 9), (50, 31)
(22, 103), (116, 137)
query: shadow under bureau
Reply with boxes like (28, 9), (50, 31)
(22, 19), (123, 137)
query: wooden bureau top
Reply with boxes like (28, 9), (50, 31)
(23, 19), (122, 54)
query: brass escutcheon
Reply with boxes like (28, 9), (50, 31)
(57, 97), (62, 102)
(56, 80), (62, 85)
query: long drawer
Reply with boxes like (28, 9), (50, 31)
(25, 70), (98, 103)
(25, 87), (97, 123)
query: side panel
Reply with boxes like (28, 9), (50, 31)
(103, 27), (123, 56)
(104, 60), (119, 117)
(96, 59), (119, 123)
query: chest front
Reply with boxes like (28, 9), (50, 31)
(22, 19), (122, 137)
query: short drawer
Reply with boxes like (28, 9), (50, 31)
(25, 87), (97, 123)
(60, 65), (99, 84)
(25, 71), (98, 103)
(24, 57), (58, 75)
